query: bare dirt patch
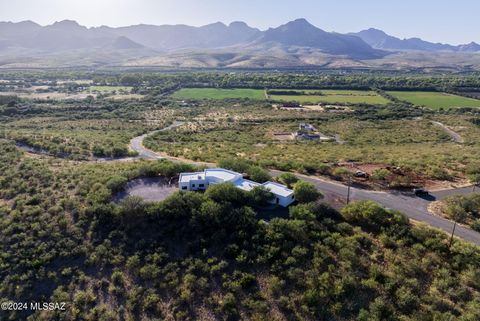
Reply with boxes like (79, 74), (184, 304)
(427, 201), (447, 218)
(424, 178), (471, 191)
(114, 177), (178, 203)
(270, 132), (293, 141)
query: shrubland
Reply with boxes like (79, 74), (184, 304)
(1, 140), (480, 320)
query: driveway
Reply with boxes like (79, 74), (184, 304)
(114, 177), (178, 203)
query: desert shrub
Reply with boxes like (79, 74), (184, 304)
(293, 181), (322, 203)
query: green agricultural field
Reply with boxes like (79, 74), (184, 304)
(171, 88), (266, 100)
(172, 88), (389, 105)
(270, 89), (390, 105)
(388, 91), (480, 109)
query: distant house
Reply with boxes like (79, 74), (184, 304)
(293, 123), (320, 140)
(293, 132), (321, 140)
(299, 123), (316, 131)
(179, 168), (295, 207)
(282, 102), (301, 108)
(293, 123), (334, 141)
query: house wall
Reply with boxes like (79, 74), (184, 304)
(274, 194), (295, 207)
(180, 178), (207, 191)
(179, 181), (189, 191)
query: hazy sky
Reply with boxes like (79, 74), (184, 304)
(0, 0), (477, 44)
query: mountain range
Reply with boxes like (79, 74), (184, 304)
(350, 28), (480, 52)
(0, 18), (479, 69)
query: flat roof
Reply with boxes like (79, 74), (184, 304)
(205, 168), (242, 182)
(262, 181), (294, 197)
(179, 172), (205, 183)
(179, 168), (294, 199)
(235, 179), (261, 191)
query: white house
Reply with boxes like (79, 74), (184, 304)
(179, 168), (295, 207)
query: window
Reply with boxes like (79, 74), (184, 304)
(276, 198), (279, 204)
(199, 184), (205, 188)
(192, 184), (196, 188)
(182, 186), (187, 190)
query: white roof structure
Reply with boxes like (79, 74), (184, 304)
(178, 168), (295, 205)
(235, 179), (261, 191)
(205, 168), (242, 183)
(179, 172), (205, 183)
(262, 181), (294, 197)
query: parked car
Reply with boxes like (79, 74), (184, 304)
(354, 170), (368, 178)
(413, 188), (429, 196)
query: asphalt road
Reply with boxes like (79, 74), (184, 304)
(131, 125), (480, 246)
(130, 121), (185, 159)
(289, 172), (480, 245)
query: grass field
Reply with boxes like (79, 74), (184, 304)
(172, 88), (390, 105)
(270, 90), (390, 105)
(171, 88), (265, 100)
(388, 91), (480, 109)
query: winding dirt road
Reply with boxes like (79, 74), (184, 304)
(432, 121), (465, 143)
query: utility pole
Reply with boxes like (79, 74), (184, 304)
(346, 175), (352, 205)
(449, 221), (457, 249)
(472, 174), (480, 192)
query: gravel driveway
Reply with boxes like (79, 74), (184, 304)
(115, 177), (178, 203)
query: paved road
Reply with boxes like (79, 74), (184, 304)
(130, 121), (184, 159)
(130, 125), (480, 245)
(432, 121), (464, 143)
(295, 172), (480, 245)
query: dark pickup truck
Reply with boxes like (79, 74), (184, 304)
(413, 188), (429, 196)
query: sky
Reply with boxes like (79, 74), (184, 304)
(0, 0), (477, 44)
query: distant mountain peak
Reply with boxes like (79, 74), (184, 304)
(52, 20), (81, 27)
(229, 21), (249, 28)
(257, 18), (384, 59)
(48, 20), (87, 32)
(291, 18), (310, 24)
(5, 20), (40, 27)
(204, 21), (227, 28)
(457, 41), (480, 52)
(362, 28), (388, 35)
(110, 36), (144, 49)
(281, 18), (317, 29)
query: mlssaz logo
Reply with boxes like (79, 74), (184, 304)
(30, 302), (66, 311)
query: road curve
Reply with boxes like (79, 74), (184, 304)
(130, 121), (185, 159)
(432, 121), (464, 143)
(130, 125), (480, 245)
